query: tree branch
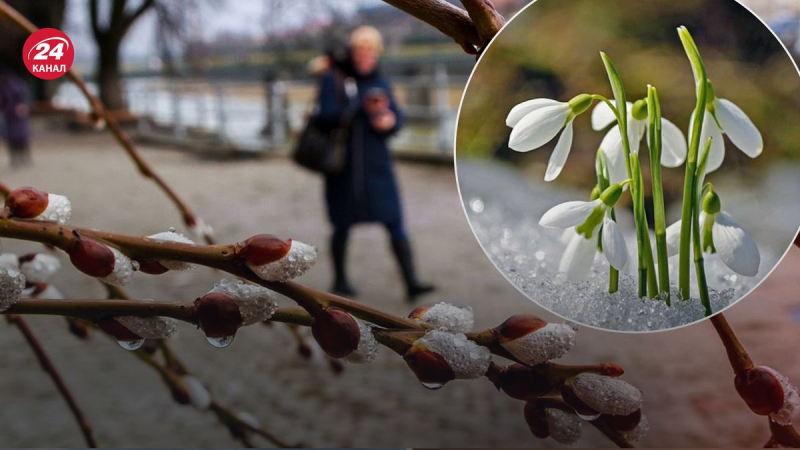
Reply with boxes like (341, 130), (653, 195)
(381, 0), (482, 53)
(709, 313), (754, 374)
(458, 0), (504, 48)
(5, 315), (98, 447)
(0, 0), (215, 245)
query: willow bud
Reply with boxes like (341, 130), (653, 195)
(408, 302), (474, 333)
(5, 187), (71, 223)
(523, 402), (549, 439)
(69, 236), (135, 286)
(735, 366), (799, 425)
(146, 229), (196, 271)
(495, 315), (577, 365)
(18, 253), (61, 284)
(311, 307), (361, 358)
(544, 407), (582, 444)
(242, 235), (317, 282)
(97, 318), (144, 348)
(343, 318), (379, 364)
(404, 330), (491, 389)
(0, 267), (25, 312)
(194, 292), (243, 341)
(115, 299), (177, 339)
(565, 373), (643, 416)
(182, 375), (211, 411)
(495, 363), (554, 401)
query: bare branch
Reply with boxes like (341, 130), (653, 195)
(5, 315), (98, 447)
(381, 0), (481, 53)
(459, 0), (504, 47)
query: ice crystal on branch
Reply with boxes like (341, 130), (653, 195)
(0, 267), (25, 312)
(246, 240), (317, 282)
(146, 229), (196, 271)
(116, 299), (178, 339)
(567, 373), (643, 415)
(209, 279), (278, 325)
(415, 330), (491, 380)
(544, 407), (582, 445)
(344, 319), (379, 364)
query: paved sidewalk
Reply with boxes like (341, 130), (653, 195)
(0, 132), (796, 447)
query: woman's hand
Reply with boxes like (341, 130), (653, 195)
(370, 111), (396, 132)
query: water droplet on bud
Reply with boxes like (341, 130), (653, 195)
(117, 339), (145, 351)
(206, 335), (235, 348)
(576, 411), (601, 421)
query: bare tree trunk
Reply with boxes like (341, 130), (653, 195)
(96, 38), (126, 111)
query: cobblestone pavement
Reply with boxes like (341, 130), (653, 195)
(0, 132), (797, 447)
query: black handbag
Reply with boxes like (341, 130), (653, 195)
(293, 75), (357, 175)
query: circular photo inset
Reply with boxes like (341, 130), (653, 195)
(455, 0), (800, 332)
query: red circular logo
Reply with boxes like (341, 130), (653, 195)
(22, 28), (74, 80)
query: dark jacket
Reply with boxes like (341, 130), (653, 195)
(317, 68), (404, 227)
(0, 73), (30, 146)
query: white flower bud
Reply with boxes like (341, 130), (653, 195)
(247, 240), (317, 282)
(544, 408), (582, 445)
(209, 279), (278, 325)
(37, 194), (72, 224)
(182, 376), (211, 411)
(344, 319), (379, 364)
(763, 367), (800, 426)
(147, 229), (196, 270)
(19, 254), (61, 284)
(35, 284), (63, 300)
(236, 411), (260, 429)
(416, 330), (491, 380)
(419, 302), (474, 333)
(0, 267), (25, 312)
(500, 322), (577, 366)
(100, 247), (136, 287)
(568, 373), (643, 415)
(116, 299), (178, 339)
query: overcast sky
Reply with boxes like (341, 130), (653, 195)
(63, 0), (377, 63)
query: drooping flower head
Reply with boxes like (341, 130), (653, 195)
(666, 186), (760, 277)
(506, 94), (594, 181)
(691, 82), (763, 173)
(592, 99), (688, 185)
(540, 182), (630, 280)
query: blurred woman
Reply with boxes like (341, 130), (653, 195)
(0, 69), (31, 168)
(315, 26), (434, 301)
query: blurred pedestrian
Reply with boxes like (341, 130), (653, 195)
(0, 69), (31, 168)
(315, 26), (435, 301)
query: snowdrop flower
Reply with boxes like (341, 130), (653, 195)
(506, 94), (594, 181)
(690, 85), (763, 173)
(539, 182), (629, 279)
(666, 188), (760, 276)
(592, 100), (687, 185)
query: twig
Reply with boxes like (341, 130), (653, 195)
(0, 0), (214, 245)
(531, 397), (634, 448)
(709, 313), (754, 374)
(5, 314), (98, 447)
(458, 0), (504, 47)
(380, 0), (482, 52)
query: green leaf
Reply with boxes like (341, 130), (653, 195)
(599, 52), (628, 130)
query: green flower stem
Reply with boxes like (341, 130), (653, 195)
(677, 26), (708, 300)
(596, 151), (619, 293)
(600, 52), (652, 298)
(693, 138), (714, 316)
(631, 154), (658, 298)
(647, 85), (671, 304)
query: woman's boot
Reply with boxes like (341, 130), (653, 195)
(331, 234), (357, 297)
(390, 238), (435, 301)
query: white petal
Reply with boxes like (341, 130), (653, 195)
(540, 200), (600, 228)
(599, 125), (629, 185)
(712, 211), (760, 276)
(559, 232), (598, 281)
(715, 98), (763, 158)
(591, 100), (620, 130)
(666, 220), (683, 257)
(508, 104), (570, 152)
(544, 120), (574, 181)
(659, 118), (688, 167)
(601, 216), (628, 270)
(690, 110), (725, 173)
(506, 98), (562, 127)
(629, 119), (646, 154)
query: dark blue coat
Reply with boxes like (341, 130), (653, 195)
(317, 69), (404, 228)
(0, 73), (30, 146)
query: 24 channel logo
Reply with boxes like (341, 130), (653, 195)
(23, 28), (75, 80)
